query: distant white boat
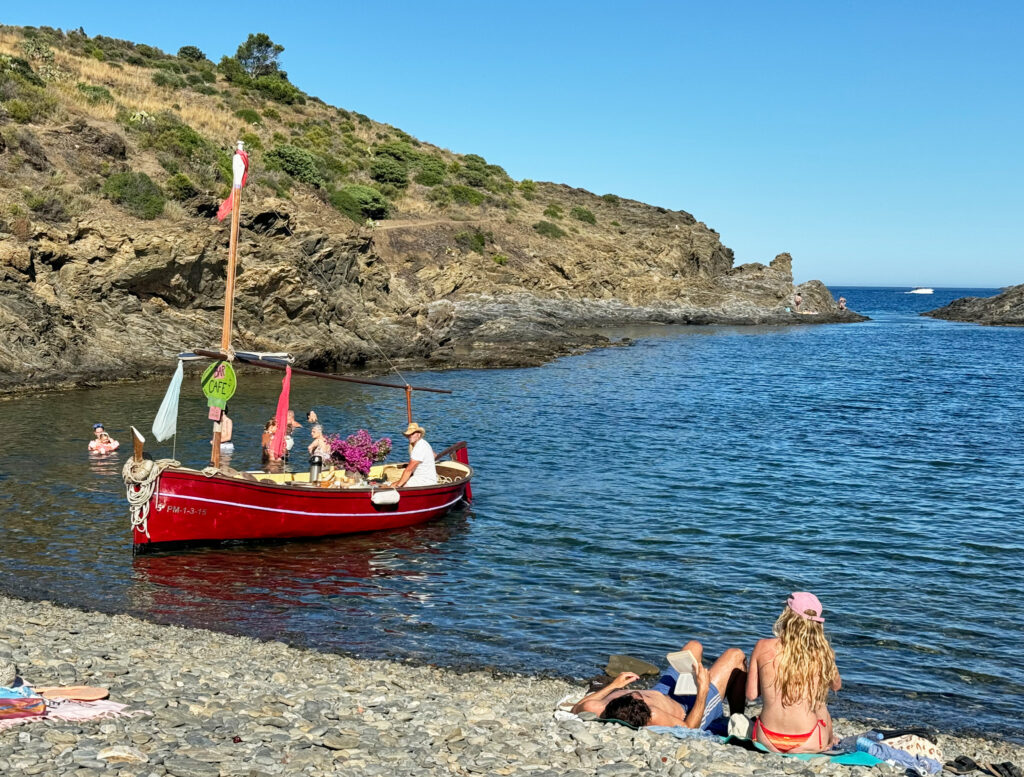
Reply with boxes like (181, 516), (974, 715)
(906, 287), (934, 294)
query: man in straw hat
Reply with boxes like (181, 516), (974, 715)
(389, 422), (438, 488)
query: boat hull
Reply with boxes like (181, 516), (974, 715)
(133, 465), (471, 551)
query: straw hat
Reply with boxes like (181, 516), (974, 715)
(403, 422), (425, 437)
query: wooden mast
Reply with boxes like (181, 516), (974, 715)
(211, 140), (246, 468)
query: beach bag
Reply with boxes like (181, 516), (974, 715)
(882, 734), (944, 763)
(0, 696), (46, 719)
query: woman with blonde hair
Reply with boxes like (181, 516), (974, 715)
(746, 592), (841, 753)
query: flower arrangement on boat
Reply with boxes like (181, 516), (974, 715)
(326, 429), (392, 475)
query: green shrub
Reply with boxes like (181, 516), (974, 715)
(414, 156), (446, 186)
(449, 184), (485, 206)
(262, 106), (281, 121)
(492, 253), (509, 266)
(455, 229), (491, 254)
(217, 56), (249, 84)
(166, 173), (198, 200)
(374, 140), (416, 161)
(601, 193), (620, 204)
(253, 74), (305, 105)
(177, 45), (206, 62)
(543, 203), (563, 219)
(76, 82), (113, 103)
(193, 84), (217, 95)
(234, 108), (261, 124)
(240, 132), (262, 151)
(610, 220), (621, 227)
(103, 171), (165, 219)
(533, 220), (566, 238)
(0, 55), (44, 86)
(330, 184), (390, 222)
(152, 71), (185, 89)
(518, 179), (537, 200)
(570, 206), (596, 224)
(265, 144), (324, 186)
(369, 155), (408, 187)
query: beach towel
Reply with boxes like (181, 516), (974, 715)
(723, 735), (885, 765)
(0, 698), (139, 731)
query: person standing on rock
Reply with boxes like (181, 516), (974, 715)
(793, 292), (803, 310)
(838, 297), (847, 310)
(747, 592), (841, 754)
(389, 423), (437, 488)
(571, 640), (746, 731)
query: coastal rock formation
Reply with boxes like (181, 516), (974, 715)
(0, 27), (865, 392)
(922, 284), (1024, 326)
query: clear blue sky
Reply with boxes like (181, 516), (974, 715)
(5, 1), (1022, 287)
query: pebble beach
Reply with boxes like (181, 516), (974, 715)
(1, 596), (1021, 777)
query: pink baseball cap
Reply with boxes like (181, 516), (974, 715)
(788, 592), (825, 623)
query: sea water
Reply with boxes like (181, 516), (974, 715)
(0, 287), (1021, 740)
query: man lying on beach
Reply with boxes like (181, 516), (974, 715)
(572, 640), (746, 731)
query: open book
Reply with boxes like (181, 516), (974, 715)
(666, 649), (698, 695)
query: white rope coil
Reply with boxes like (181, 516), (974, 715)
(122, 458), (179, 538)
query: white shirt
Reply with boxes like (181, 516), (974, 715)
(407, 438), (437, 486)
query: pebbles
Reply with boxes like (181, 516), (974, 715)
(1, 595), (1021, 776)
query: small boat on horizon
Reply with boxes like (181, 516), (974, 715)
(905, 287), (935, 294)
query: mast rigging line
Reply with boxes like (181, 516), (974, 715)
(189, 349), (452, 394)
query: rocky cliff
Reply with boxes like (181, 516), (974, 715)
(922, 284), (1024, 326)
(0, 26), (862, 393)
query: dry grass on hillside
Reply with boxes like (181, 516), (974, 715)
(0, 29), (245, 140)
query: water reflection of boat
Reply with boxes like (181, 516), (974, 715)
(128, 516), (469, 634)
(123, 142), (473, 552)
(905, 287), (934, 294)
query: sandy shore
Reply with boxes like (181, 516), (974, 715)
(1, 595), (1020, 776)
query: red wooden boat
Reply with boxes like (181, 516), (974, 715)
(126, 444), (472, 551)
(123, 142), (473, 552)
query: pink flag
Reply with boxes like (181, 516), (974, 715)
(270, 365), (291, 460)
(216, 146), (250, 222)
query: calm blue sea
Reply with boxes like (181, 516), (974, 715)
(0, 286), (1021, 740)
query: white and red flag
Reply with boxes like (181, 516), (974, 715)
(216, 140), (249, 222)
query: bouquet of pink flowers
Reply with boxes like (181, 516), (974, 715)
(326, 429), (392, 476)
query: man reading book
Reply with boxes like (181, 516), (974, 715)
(571, 640), (746, 731)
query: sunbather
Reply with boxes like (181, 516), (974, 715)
(747, 592), (842, 754)
(571, 640), (746, 730)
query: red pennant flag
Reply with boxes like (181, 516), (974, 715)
(270, 365), (291, 460)
(216, 146), (250, 222)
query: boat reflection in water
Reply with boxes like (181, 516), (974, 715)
(128, 511), (472, 653)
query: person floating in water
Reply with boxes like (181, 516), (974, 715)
(571, 640), (747, 730)
(747, 592), (841, 753)
(88, 423), (119, 454)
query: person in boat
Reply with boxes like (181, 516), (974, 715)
(746, 592), (841, 754)
(261, 418), (283, 466)
(389, 422), (438, 488)
(571, 640), (747, 731)
(88, 423), (119, 453)
(307, 424), (332, 464)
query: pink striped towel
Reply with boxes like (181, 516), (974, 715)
(0, 699), (139, 730)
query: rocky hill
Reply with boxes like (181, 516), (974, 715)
(922, 284), (1024, 326)
(0, 25), (861, 392)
